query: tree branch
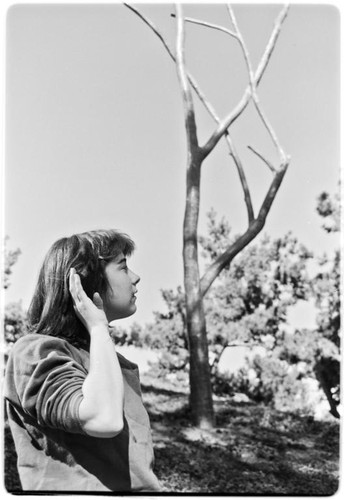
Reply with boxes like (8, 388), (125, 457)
(173, 10), (255, 222)
(125, 4), (211, 115)
(200, 158), (289, 297)
(171, 13), (238, 39)
(124, 3), (175, 60)
(226, 4), (287, 162)
(226, 134), (255, 223)
(175, 4), (199, 154)
(255, 4), (290, 88)
(125, 3), (289, 162)
(174, 6), (288, 171)
(201, 4), (289, 159)
(257, 158), (289, 222)
(170, 10), (258, 223)
(124, 2), (287, 229)
(247, 145), (276, 173)
(125, 3), (203, 154)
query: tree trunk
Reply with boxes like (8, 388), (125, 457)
(315, 360), (340, 419)
(183, 156), (215, 428)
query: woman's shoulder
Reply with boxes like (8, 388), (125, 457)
(13, 332), (69, 347)
(10, 333), (80, 359)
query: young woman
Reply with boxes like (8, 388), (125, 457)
(4, 229), (160, 492)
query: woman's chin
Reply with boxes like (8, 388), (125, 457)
(107, 307), (137, 324)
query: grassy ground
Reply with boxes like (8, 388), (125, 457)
(4, 375), (340, 495)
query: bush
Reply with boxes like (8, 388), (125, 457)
(212, 353), (319, 415)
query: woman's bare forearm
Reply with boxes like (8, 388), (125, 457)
(78, 325), (124, 437)
(69, 269), (124, 438)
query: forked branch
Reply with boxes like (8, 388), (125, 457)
(226, 4), (287, 163)
(201, 4), (289, 158)
(173, 4), (289, 162)
(200, 159), (289, 296)
(124, 3), (288, 161)
(125, 2), (254, 221)
(125, 3), (291, 294)
(124, 3), (285, 222)
(199, 3), (290, 294)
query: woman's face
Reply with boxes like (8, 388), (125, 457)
(101, 253), (140, 322)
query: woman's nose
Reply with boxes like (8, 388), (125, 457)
(131, 270), (140, 285)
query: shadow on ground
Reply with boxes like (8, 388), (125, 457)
(141, 381), (340, 495)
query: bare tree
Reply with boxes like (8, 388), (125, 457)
(125, 3), (290, 428)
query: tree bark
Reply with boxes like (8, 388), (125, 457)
(183, 156), (215, 428)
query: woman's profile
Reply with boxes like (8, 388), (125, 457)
(4, 229), (160, 492)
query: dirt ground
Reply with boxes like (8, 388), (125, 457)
(4, 376), (340, 495)
(141, 377), (340, 495)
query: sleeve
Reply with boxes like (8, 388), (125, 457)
(5, 335), (88, 434)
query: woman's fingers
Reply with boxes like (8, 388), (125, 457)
(93, 292), (104, 310)
(69, 268), (78, 303)
(68, 269), (108, 330)
(69, 268), (103, 310)
(69, 268), (86, 305)
(74, 273), (84, 301)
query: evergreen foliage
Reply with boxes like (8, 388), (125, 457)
(137, 194), (340, 417)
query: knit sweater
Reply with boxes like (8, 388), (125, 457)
(4, 333), (160, 492)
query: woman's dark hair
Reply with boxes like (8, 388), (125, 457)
(28, 229), (135, 349)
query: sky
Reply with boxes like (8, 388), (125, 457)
(2, 1), (341, 330)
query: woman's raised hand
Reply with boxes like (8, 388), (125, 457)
(69, 268), (108, 332)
